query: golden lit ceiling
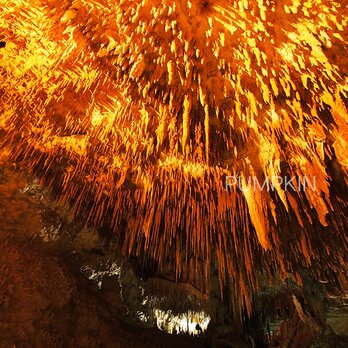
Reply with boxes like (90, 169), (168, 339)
(0, 0), (347, 319)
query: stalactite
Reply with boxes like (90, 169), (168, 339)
(0, 0), (348, 323)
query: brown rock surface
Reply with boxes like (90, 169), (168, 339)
(0, 163), (204, 348)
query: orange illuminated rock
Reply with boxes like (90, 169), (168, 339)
(0, 0), (347, 321)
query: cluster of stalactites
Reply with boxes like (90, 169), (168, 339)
(0, 0), (347, 319)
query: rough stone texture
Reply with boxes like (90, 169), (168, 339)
(0, 162), (205, 348)
(325, 307), (348, 337)
(0, 156), (346, 347)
